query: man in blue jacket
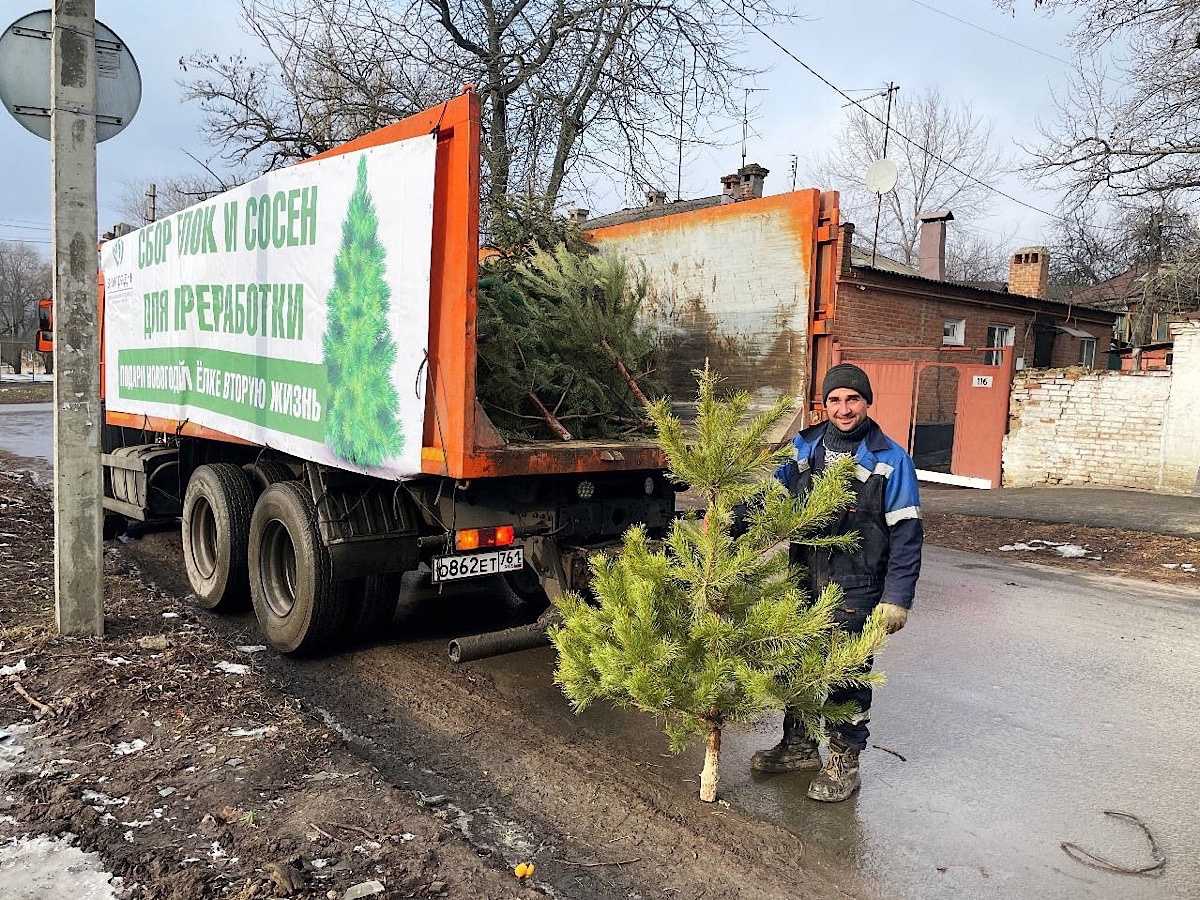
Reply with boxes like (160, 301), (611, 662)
(750, 363), (922, 802)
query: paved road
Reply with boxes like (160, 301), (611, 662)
(0, 403), (51, 469)
(471, 547), (1200, 899)
(924, 483), (1200, 537)
(10, 397), (1199, 896)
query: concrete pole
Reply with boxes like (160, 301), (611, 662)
(51, 1), (104, 637)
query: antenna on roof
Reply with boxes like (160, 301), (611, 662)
(861, 81), (900, 267)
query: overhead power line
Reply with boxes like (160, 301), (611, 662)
(0, 221), (50, 232)
(715, 0), (1118, 232)
(903, 0), (1075, 67)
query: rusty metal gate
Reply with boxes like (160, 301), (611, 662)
(829, 345), (1014, 488)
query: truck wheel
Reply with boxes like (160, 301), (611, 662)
(249, 481), (345, 655)
(242, 460), (295, 496)
(498, 564), (550, 615)
(182, 464), (255, 611)
(346, 574), (403, 642)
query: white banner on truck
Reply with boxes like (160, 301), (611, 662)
(101, 134), (436, 479)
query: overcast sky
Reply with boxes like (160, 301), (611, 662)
(0, 0), (1088, 254)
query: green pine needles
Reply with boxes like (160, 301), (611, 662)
(322, 156), (403, 467)
(550, 367), (888, 802)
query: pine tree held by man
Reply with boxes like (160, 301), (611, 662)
(550, 368), (888, 802)
(322, 156), (403, 467)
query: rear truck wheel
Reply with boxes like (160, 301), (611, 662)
(498, 563), (551, 616)
(345, 574), (403, 642)
(242, 460), (295, 496)
(181, 463), (255, 611)
(249, 481), (345, 655)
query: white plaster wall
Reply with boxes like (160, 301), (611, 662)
(592, 199), (811, 417)
(1160, 322), (1200, 494)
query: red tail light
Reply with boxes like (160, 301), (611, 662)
(455, 525), (516, 551)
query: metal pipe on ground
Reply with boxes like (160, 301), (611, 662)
(448, 610), (561, 663)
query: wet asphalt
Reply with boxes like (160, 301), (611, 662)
(0, 403), (52, 466)
(4, 402), (1199, 897)
(470, 548), (1200, 900)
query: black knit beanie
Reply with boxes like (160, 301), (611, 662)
(821, 363), (873, 405)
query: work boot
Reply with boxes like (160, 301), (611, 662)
(806, 742), (861, 802)
(750, 734), (821, 773)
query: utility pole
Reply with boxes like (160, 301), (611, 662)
(871, 81), (899, 268)
(146, 182), (157, 222)
(51, 1), (104, 637)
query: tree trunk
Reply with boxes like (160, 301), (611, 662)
(601, 338), (650, 407)
(528, 391), (574, 441)
(699, 725), (721, 803)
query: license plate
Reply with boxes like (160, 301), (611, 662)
(432, 547), (524, 583)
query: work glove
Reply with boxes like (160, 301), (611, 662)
(875, 602), (908, 634)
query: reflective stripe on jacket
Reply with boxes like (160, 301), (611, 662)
(775, 419), (923, 609)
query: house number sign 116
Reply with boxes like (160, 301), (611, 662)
(972, 375), (994, 388)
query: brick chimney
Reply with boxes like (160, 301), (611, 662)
(917, 209), (954, 280)
(565, 207), (590, 225)
(721, 163), (769, 203)
(1009, 246), (1049, 299)
(645, 188), (667, 207)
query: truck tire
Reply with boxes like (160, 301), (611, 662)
(249, 481), (345, 655)
(182, 464), (255, 611)
(345, 574), (403, 642)
(242, 460), (295, 496)
(498, 564), (551, 615)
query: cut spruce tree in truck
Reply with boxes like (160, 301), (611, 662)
(476, 244), (659, 441)
(48, 87), (842, 666)
(550, 367), (887, 802)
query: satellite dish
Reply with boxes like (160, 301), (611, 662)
(865, 158), (898, 195)
(0, 10), (141, 142)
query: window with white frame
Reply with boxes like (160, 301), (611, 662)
(985, 324), (1015, 365)
(942, 318), (966, 346)
(1079, 337), (1097, 368)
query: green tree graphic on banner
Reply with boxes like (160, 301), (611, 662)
(323, 156), (404, 466)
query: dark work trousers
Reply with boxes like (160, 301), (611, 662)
(827, 583), (879, 752)
(787, 581), (878, 752)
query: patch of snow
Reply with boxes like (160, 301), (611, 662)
(215, 661), (249, 676)
(0, 833), (120, 899)
(235, 645), (266, 654)
(157, 787), (176, 798)
(81, 790), (128, 810)
(96, 656), (132, 667)
(0, 724), (32, 772)
(161, 612), (179, 619)
(111, 739), (147, 757)
(228, 726), (275, 739)
(344, 881), (386, 900)
(0, 660), (27, 676)
(1053, 544), (1090, 558)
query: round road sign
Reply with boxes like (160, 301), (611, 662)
(0, 9), (141, 142)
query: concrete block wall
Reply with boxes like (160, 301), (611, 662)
(1003, 368), (1172, 490)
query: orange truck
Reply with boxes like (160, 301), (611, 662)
(43, 89), (677, 657)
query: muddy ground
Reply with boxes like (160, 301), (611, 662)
(0, 470), (872, 900)
(0, 381), (52, 404)
(922, 511), (1200, 585)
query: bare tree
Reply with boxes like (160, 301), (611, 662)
(811, 87), (1008, 268)
(179, 0), (791, 231)
(116, 174), (231, 226)
(945, 228), (1017, 283)
(1048, 196), (1200, 288)
(998, 1), (1200, 203)
(0, 242), (51, 367)
(0, 243), (50, 339)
